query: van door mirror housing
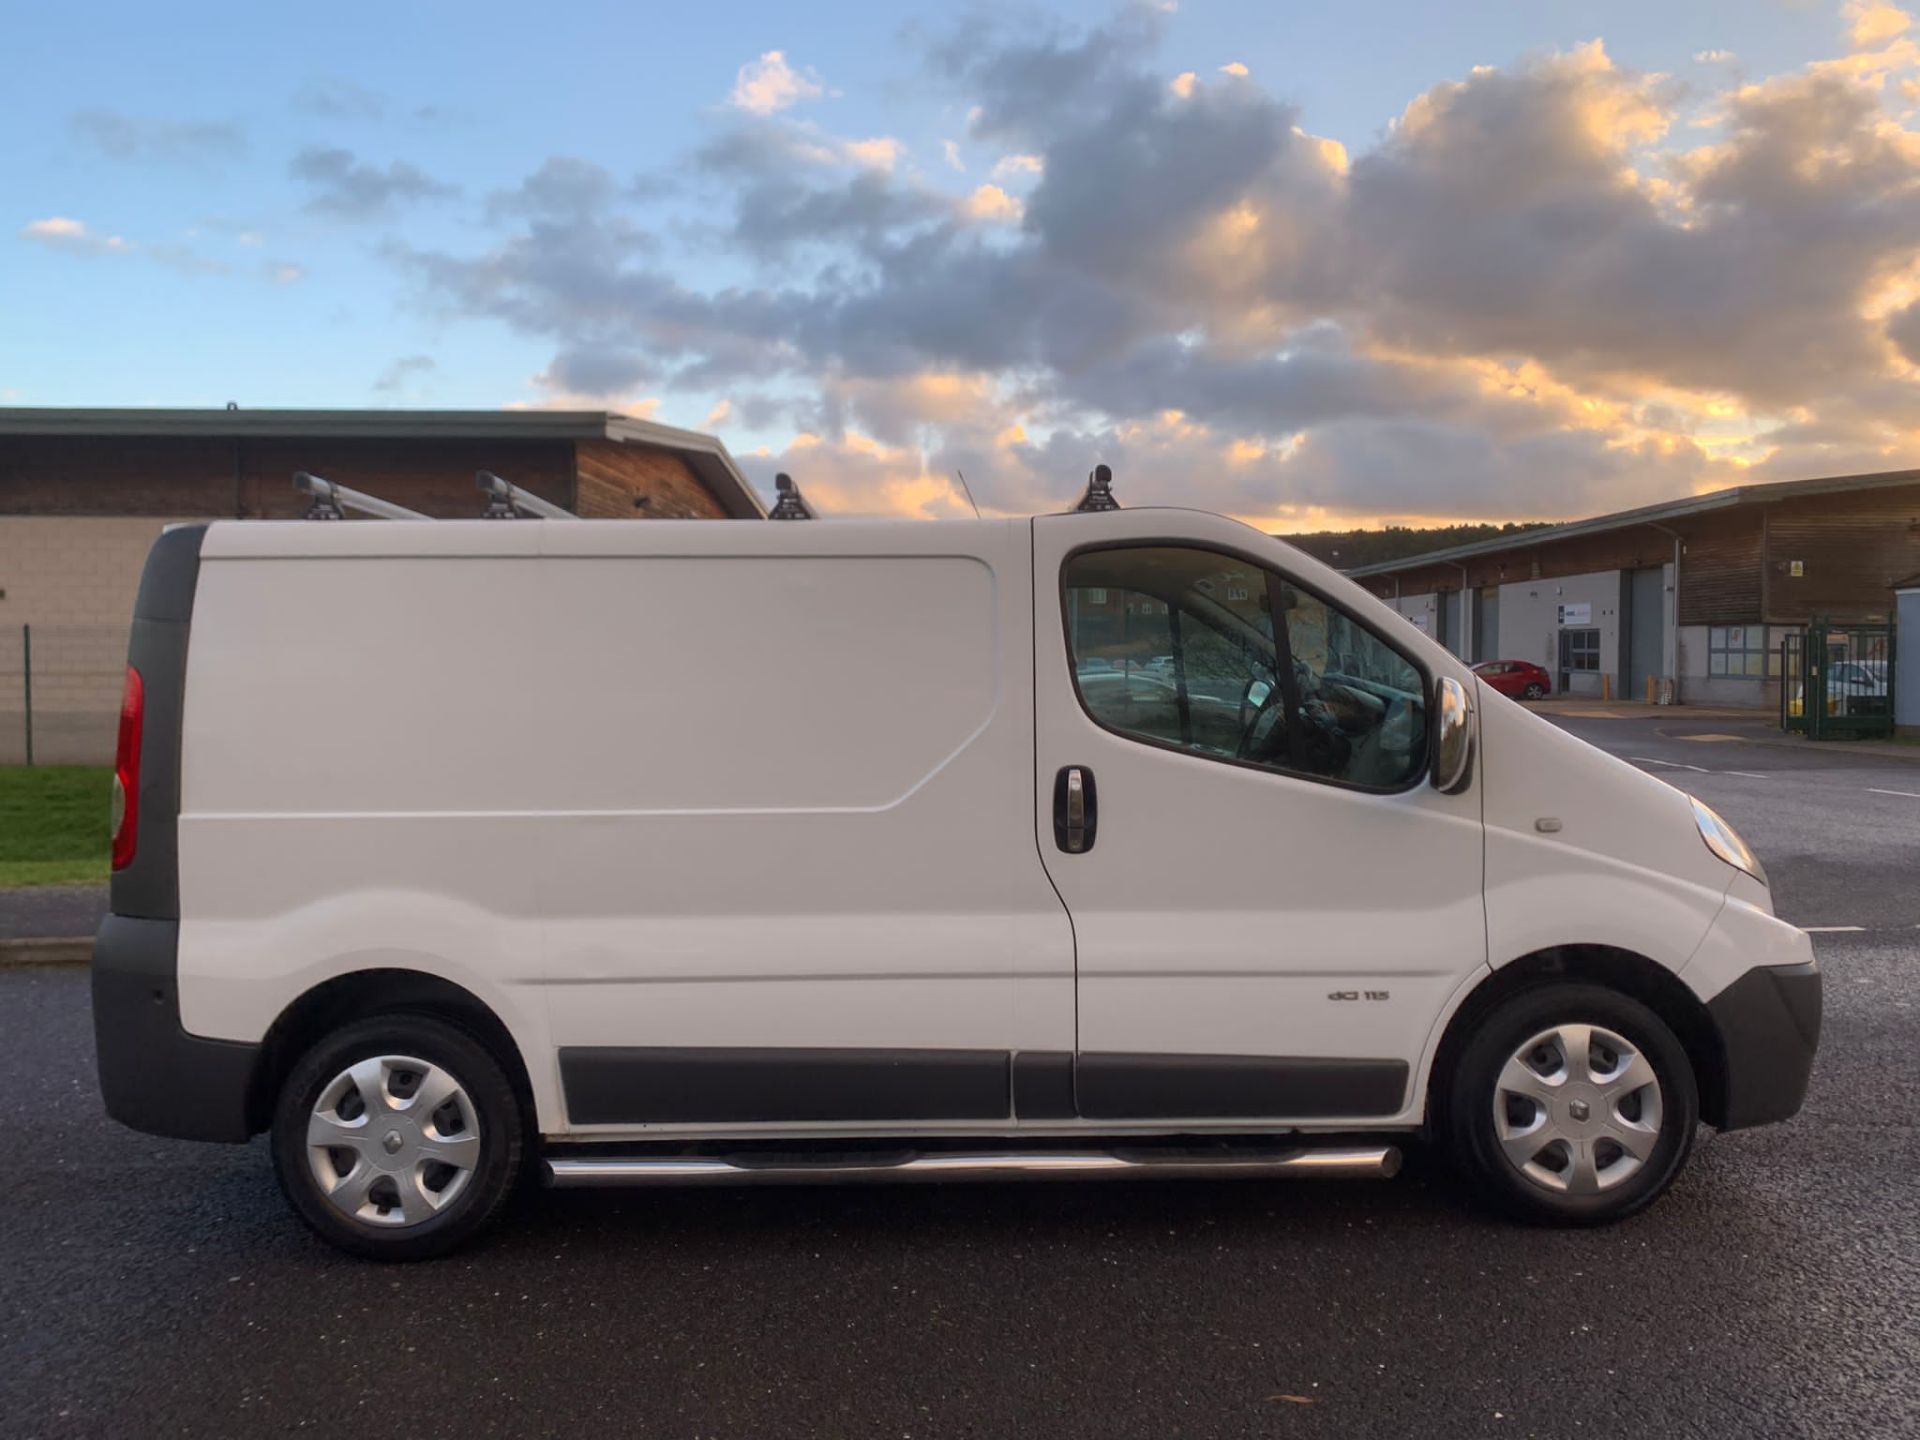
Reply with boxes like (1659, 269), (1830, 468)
(1430, 676), (1474, 794)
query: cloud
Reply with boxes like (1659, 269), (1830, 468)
(1846, 2), (1913, 50)
(391, 10), (1920, 522)
(20, 216), (130, 255)
(1170, 72), (1197, 99)
(962, 183), (1023, 222)
(729, 50), (824, 114)
(943, 139), (965, 171)
(373, 353), (435, 393)
(293, 78), (387, 120)
(266, 261), (306, 285)
(844, 137), (905, 171)
(1888, 299), (1920, 365)
(1219, 61), (1250, 77)
(70, 109), (244, 163)
(290, 146), (456, 218)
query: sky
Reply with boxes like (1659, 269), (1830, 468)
(5, 0), (1920, 528)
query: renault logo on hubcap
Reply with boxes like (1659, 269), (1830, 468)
(1569, 1099), (1592, 1122)
(382, 1129), (404, 1155)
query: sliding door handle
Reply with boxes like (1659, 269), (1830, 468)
(1053, 765), (1098, 853)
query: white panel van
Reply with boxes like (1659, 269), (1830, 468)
(93, 506), (1819, 1259)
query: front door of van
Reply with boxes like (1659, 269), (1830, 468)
(1031, 510), (1487, 1123)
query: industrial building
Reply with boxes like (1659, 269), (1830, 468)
(1348, 470), (1919, 709)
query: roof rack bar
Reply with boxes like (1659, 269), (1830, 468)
(293, 471), (431, 521)
(769, 472), (816, 520)
(477, 470), (576, 520)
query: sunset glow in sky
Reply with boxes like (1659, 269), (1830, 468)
(7, 1), (1920, 527)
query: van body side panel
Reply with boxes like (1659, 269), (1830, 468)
(176, 532), (561, 1129)
(1476, 684), (1731, 975)
(531, 520), (1076, 1132)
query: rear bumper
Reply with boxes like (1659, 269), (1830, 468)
(91, 914), (257, 1143)
(1706, 959), (1822, 1131)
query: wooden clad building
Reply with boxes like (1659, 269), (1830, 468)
(1346, 470), (1920, 707)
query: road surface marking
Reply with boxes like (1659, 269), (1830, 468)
(1630, 756), (1710, 772)
(1804, 925), (1865, 933)
(1675, 734), (1744, 743)
(1867, 788), (1920, 799)
(1721, 770), (1769, 779)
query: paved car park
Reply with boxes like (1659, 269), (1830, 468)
(2, 709), (1916, 1438)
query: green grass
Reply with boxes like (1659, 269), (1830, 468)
(0, 766), (111, 889)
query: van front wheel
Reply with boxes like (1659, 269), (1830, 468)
(1447, 984), (1697, 1224)
(271, 1015), (524, 1260)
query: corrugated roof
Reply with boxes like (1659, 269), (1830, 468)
(1345, 467), (1920, 577)
(0, 406), (768, 518)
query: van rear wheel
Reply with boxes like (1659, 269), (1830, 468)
(1446, 984), (1697, 1224)
(271, 1015), (524, 1260)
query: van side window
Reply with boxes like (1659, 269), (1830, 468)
(1063, 547), (1429, 790)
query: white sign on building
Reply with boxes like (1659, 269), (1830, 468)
(1557, 602), (1592, 626)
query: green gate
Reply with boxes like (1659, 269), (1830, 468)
(1780, 618), (1896, 739)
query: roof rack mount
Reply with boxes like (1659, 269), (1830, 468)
(1073, 464), (1120, 513)
(293, 471), (429, 521)
(478, 470), (576, 520)
(769, 472), (816, 520)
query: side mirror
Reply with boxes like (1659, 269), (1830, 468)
(1431, 676), (1474, 794)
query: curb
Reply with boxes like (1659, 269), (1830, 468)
(0, 937), (91, 968)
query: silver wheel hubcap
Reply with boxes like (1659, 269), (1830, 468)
(1493, 1023), (1663, 1196)
(306, 1055), (481, 1228)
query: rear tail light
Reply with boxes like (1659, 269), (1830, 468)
(111, 665), (144, 871)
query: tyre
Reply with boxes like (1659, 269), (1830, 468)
(271, 1014), (525, 1260)
(1445, 984), (1697, 1225)
(1523, 682), (1546, 699)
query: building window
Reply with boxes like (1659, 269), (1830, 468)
(1564, 627), (1600, 672)
(1709, 625), (1768, 678)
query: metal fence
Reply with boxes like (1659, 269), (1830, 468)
(1780, 619), (1896, 740)
(0, 624), (129, 766)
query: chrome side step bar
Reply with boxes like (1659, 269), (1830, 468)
(547, 1145), (1400, 1189)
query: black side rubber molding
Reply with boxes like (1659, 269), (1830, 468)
(1075, 1052), (1409, 1119)
(1012, 1050), (1075, 1119)
(1706, 959), (1821, 1131)
(560, 1047), (1013, 1125)
(560, 1046), (1408, 1124)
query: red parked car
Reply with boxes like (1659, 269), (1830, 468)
(1471, 659), (1552, 700)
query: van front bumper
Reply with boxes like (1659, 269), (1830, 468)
(1706, 959), (1822, 1131)
(92, 914), (257, 1143)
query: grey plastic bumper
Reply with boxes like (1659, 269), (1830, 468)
(91, 914), (257, 1143)
(1706, 959), (1822, 1131)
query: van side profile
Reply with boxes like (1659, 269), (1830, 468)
(93, 506), (1820, 1258)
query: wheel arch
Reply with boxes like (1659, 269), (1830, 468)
(246, 968), (537, 1136)
(1429, 945), (1728, 1129)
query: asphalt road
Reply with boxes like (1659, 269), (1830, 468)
(2, 712), (1916, 1438)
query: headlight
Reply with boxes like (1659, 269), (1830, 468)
(1692, 796), (1767, 886)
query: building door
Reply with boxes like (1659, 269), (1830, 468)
(1030, 510), (1487, 1123)
(1476, 588), (1500, 661)
(1628, 567), (1665, 700)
